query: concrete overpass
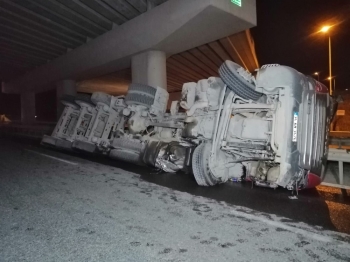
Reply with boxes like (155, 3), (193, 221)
(0, 0), (258, 122)
(77, 29), (259, 105)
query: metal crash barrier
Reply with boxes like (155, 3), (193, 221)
(324, 148), (350, 189)
(322, 132), (350, 190)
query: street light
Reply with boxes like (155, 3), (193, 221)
(320, 25), (331, 33)
(327, 76), (336, 94)
(318, 25), (333, 95)
(314, 72), (320, 81)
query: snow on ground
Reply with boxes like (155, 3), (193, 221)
(0, 140), (350, 262)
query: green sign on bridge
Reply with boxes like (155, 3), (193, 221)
(231, 0), (242, 7)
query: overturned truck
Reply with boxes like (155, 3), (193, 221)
(42, 61), (335, 190)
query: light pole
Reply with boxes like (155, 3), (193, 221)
(328, 76), (336, 94)
(314, 72), (320, 81)
(319, 25), (333, 95)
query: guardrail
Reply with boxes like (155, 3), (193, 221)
(324, 132), (350, 190)
(0, 122), (54, 139)
(329, 138), (350, 149)
(329, 131), (350, 138)
(323, 148), (350, 190)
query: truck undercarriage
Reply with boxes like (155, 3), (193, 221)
(42, 61), (334, 190)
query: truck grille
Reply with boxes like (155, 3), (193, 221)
(298, 91), (328, 174)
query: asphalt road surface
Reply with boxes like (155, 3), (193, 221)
(1, 137), (350, 262)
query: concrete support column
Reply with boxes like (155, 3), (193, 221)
(56, 80), (76, 119)
(131, 50), (167, 90)
(146, 0), (155, 10)
(21, 92), (36, 124)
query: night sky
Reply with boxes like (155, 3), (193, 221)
(1, 0), (350, 120)
(252, 0), (350, 92)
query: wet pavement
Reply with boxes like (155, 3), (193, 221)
(1, 137), (350, 261)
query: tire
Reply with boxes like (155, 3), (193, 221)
(60, 95), (80, 110)
(75, 94), (94, 108)
(75, 94), (95, 108)
(128, 83), (157, 96)
(91, 92), (112, 106)
(192, 143), (218, 186)
(125, 83), (157, 108)
(219, 60), (262, 101)
(75, 100), (95, 109)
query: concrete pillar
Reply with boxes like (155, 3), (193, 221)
(146, 0), (155, 11)
(21, 92), (36, 124)
(56, 80), (76, 119)
(131, 50), (167, 90)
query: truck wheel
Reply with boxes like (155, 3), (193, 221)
(125, 83), (157, 108)
(192, 143), (218, 186)
(60, 95), (80, 110)
(75, 94), (94, 108)
(75, 100), (95, 109)
(219, 60), (262, 101)
(91, 92), (112, 106)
